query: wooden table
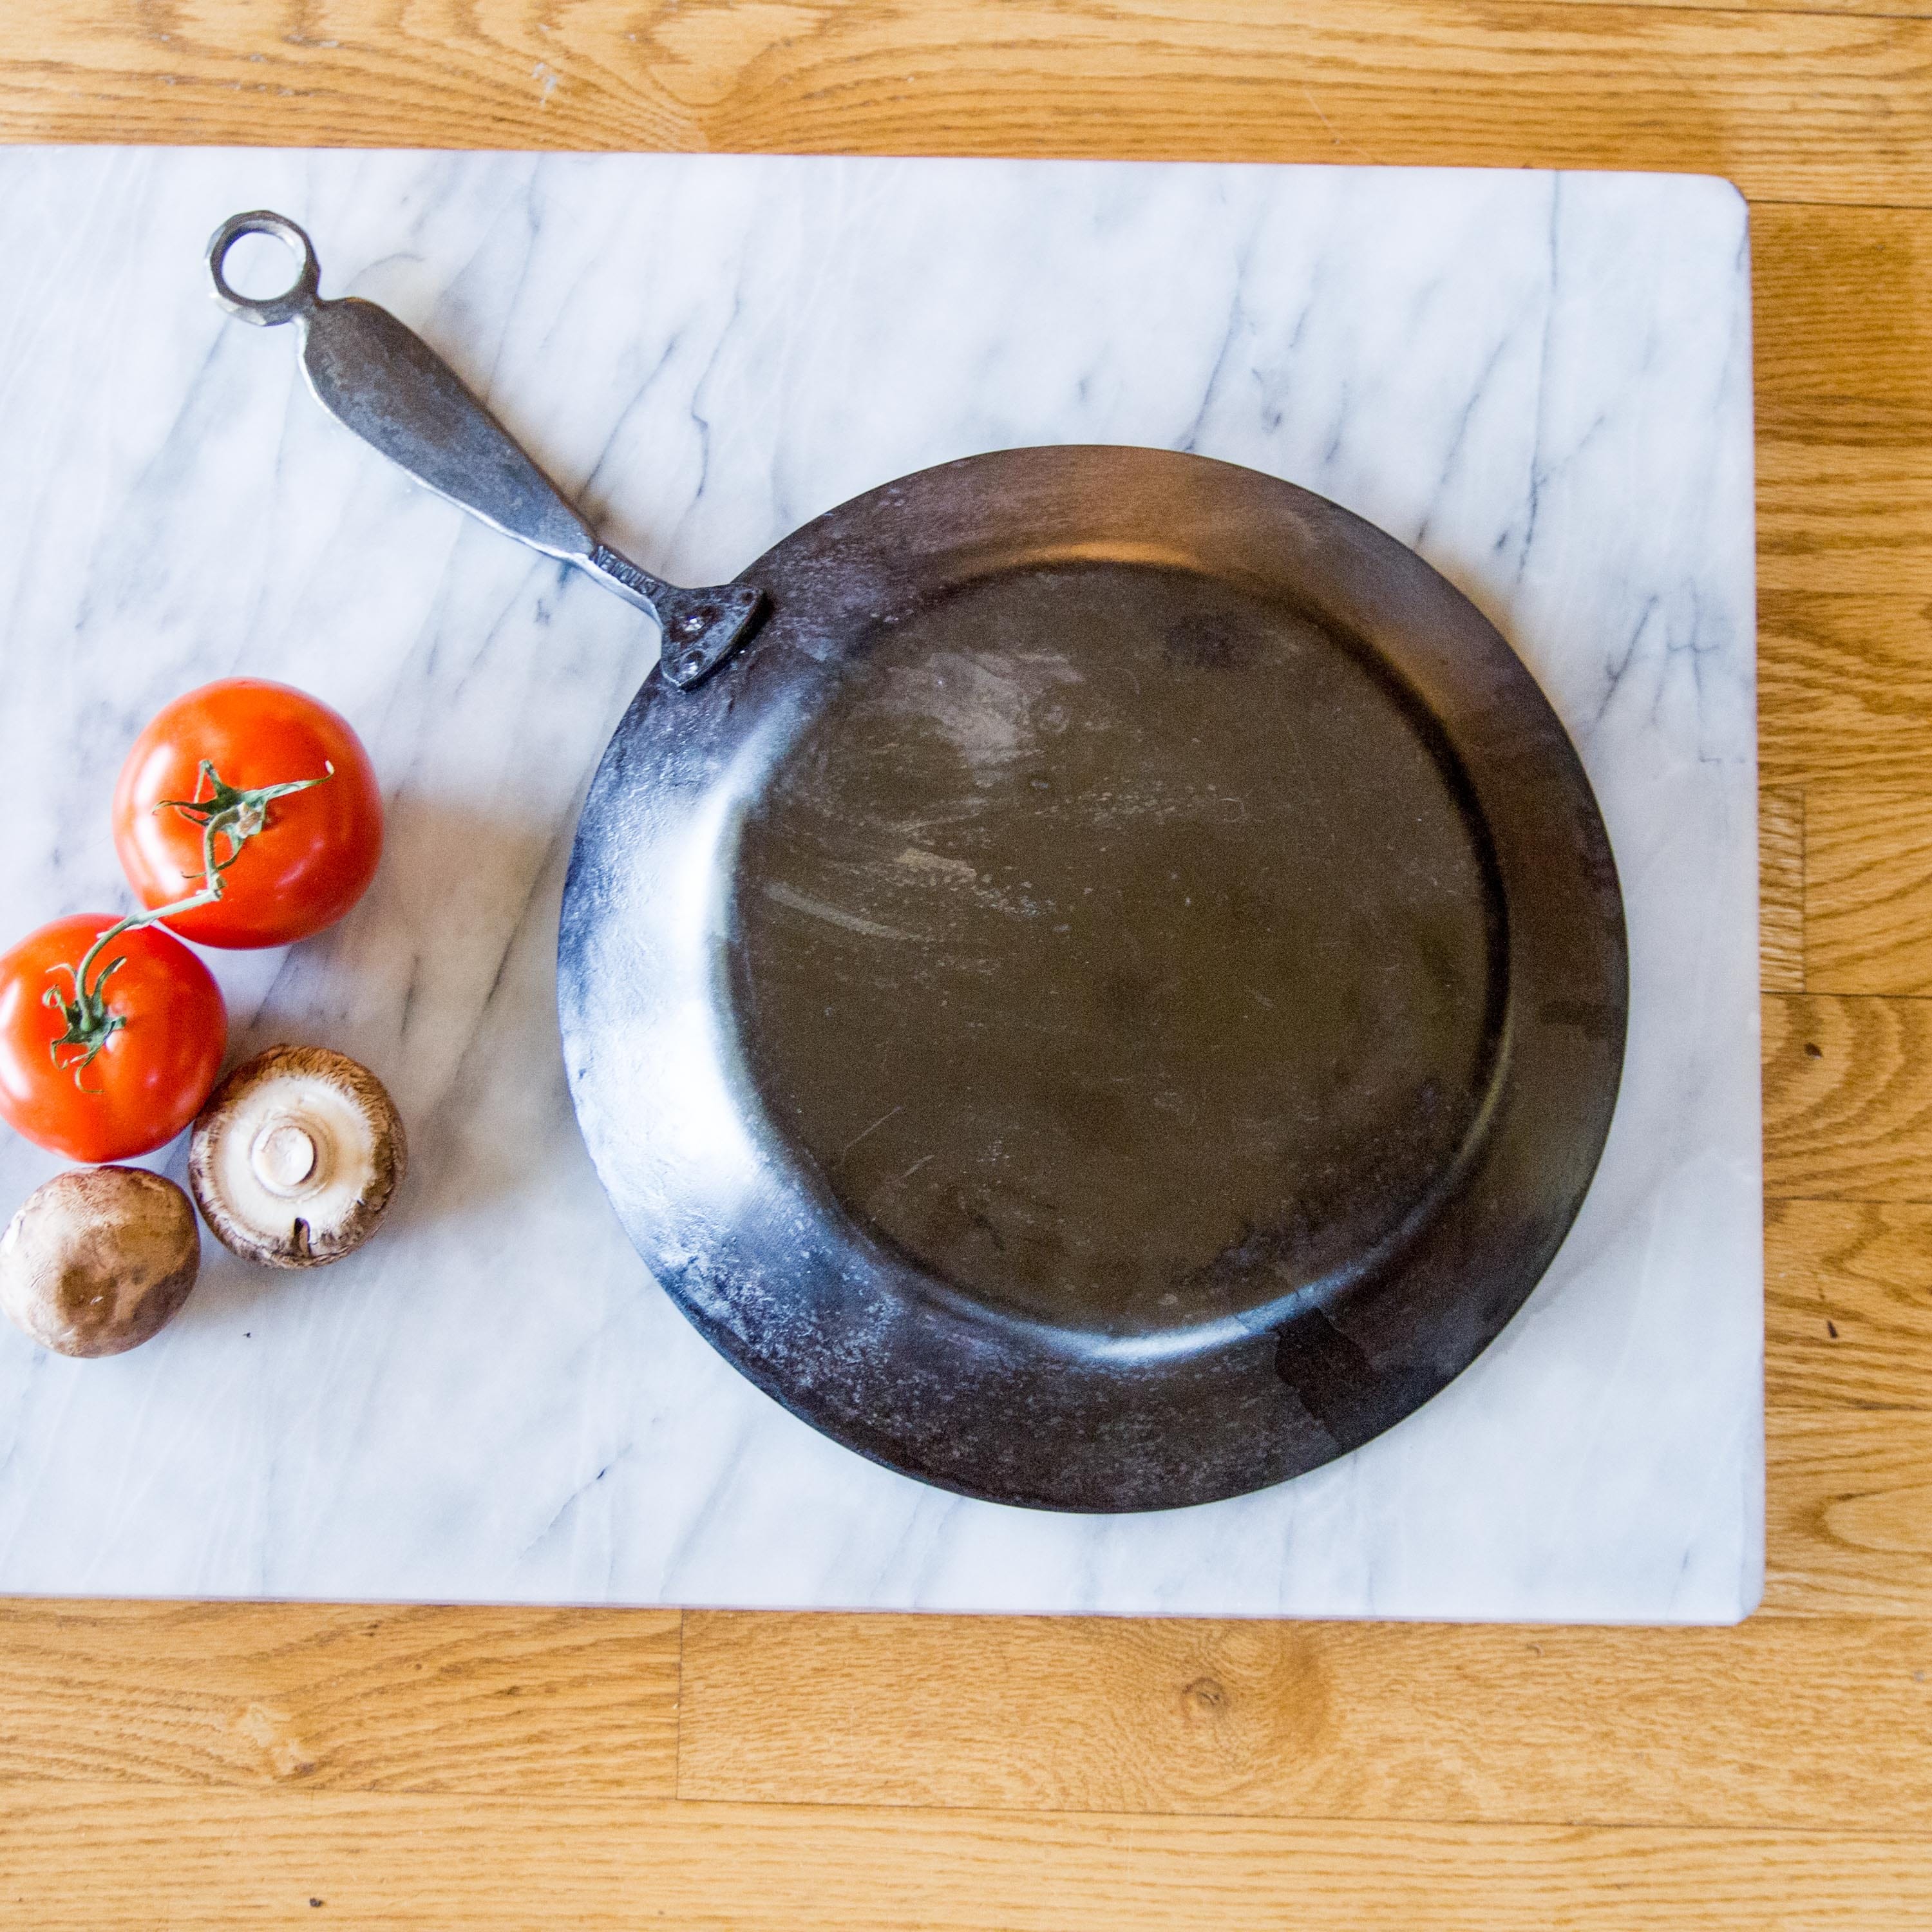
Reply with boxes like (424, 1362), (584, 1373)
(1, 5), (1927, 1925)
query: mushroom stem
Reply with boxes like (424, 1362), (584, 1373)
(252, 1120), (321, 1195)
(190, 1045), (405, 1269)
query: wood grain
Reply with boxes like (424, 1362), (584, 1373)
(1759, 594), (1932, 788)
(1768, 1199), (1932, 1408)
(1806, 787), (1932, 994)
(0, 1602), (680, 1794)
(1755, 202), (1932, 448)
(1764, 993), (1932, 1201)
(1, 1786), (1930, 1931)
(680, 1612), (1932, 1824)
(4, 3), (1932, 209)
(1751, 198), (1929, 871)
(1770, 1411), (1932, 1616)
(1761, 788), (1806, 992)
(1758, 445), (1932, 598)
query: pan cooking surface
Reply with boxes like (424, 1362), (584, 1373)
(732, 562), (1502, 1340)
(559, 446), (1625, 1511)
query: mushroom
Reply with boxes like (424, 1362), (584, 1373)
(189, 1045), (406, 1269)
(0, 1166), (200, 1357)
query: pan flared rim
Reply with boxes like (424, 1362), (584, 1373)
(558, 446), (1627, 1513)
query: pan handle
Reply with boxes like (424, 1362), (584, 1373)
(205, 211), (762, 691)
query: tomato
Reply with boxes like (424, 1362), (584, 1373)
(112, 678), (383, 949)
(0, 914), (227, 1162)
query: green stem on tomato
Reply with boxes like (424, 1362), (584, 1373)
(42, 759), (333, 1083)
(157, 758), (333, 884)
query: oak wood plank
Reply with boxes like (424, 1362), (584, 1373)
(679, 1611), (1932, 1824)
(1761, 787), (1806, 992)
(1764, 992), (1932, 1201)
(1768, 1199), (1932, 1408)
(1806, 786), (1932, 994)
(1769, 1410), (1932, 1615)
(1759, 594), (1932, 788)
(1757, 444), (1932, 598)
(0, 1602), (679, 1795)
(1754, 202), (1932, 448)
(1751, 201), (1931, 838)
(3, 3), (1932, 209)
(1, 1786), (1929, 1930)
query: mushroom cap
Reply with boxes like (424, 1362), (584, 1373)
(0, 1166), (200, 1358)
(189, 1045), (406, 1269)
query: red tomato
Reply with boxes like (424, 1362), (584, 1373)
(112, 678), (383, 949)
(0, 914), (227, 1162)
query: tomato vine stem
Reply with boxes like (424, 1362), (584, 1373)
(43, 761), (332, 1081)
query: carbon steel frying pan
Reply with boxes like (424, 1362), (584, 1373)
(210, 210), (1627, 1513)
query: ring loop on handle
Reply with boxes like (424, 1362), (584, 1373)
(207, 210), (321, 328)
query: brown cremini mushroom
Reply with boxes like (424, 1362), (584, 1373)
(189, 1045), (406, 1269)
(0, 1166), (200, 1357)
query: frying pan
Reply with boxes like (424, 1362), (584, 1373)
(209, 209), (1627, 1513)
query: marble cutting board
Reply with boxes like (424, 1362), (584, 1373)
(0, 148), (1761, 1621)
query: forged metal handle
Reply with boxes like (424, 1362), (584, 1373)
(207, 211), (761, 690)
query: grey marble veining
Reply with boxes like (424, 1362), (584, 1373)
(0, 149), (1759, 1619)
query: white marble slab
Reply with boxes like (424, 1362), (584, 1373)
(0, 149), (1760, 1620)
